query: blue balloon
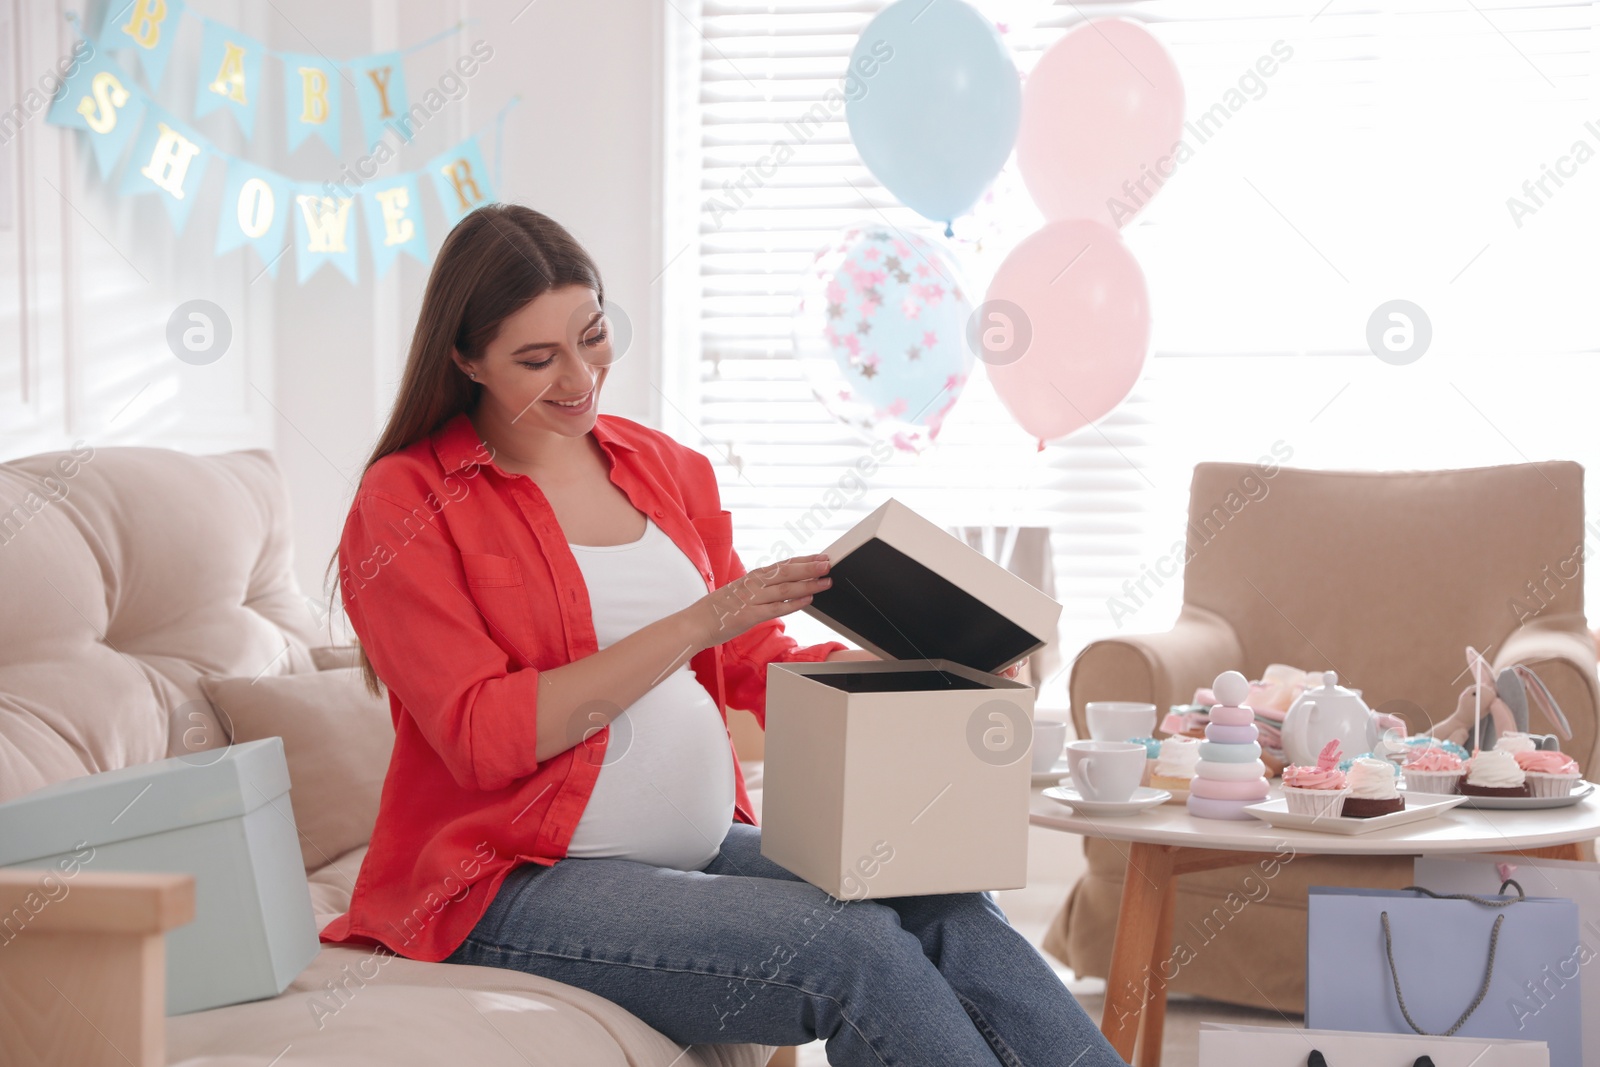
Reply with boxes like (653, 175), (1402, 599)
(845, 0), (1021, 231)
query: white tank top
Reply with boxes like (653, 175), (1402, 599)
(563, 517), (736, 870)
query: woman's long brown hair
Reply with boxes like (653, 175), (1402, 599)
(322, 203), (604, 696)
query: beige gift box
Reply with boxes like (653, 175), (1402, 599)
(761, 498), (1062, 899)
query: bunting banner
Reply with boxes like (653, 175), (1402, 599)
(44, 45), (146, 179)
(350, 52), (409, 152)
(97, 0), (456, 153)
(428, 135), (492, 227)
(47, 10), (513, 285)
(105, 0), (185, 93)
(360, 172), (428, 277)
(283, 51), (340, 154)
(215, 158), (291, 275)
(192, 16), (263, 138)
(118, 101), (210, 234)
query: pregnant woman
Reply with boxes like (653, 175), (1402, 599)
(321, 203), (1124, 1066)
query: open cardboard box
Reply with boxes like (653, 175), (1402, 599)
(761, 499), (1062, 899)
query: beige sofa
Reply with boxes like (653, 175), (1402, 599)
(0, 443), (777, 1066)
(1044, 459), (1600, 1013)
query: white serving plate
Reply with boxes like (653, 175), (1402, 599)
(1042, 785), (1170, 817)
(1449, 779), (1595, 810)
(1243, 791), (1468, 835)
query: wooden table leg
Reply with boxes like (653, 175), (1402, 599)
(1100, 841), (1175, 1060)
(1134, 877), (1177, 1067)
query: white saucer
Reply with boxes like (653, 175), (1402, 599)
(1042, 785), (1170, 816)
(1031, 757), (1072, 785)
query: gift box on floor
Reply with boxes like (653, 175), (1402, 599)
(0, 737), (319, 1015)
(761, 498), (1062, 899)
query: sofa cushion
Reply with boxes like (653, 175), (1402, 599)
(166, 939), (771, 1067)
(198, 668), (393, 872)
(160, 841), (773, 1066)
(0, 447), (324, 804)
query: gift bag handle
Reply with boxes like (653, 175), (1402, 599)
(1380, 880), (1525, 1037)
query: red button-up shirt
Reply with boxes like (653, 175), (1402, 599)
(319, 410), (848, 962)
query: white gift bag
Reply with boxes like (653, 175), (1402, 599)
(1414, 853), (1600, 1067)
(1199, 1023), (1549, 1067)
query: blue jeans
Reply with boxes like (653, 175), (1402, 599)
(442, 823), (1125, 1066)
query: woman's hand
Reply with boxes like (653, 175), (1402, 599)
(682, 554), (834, 652)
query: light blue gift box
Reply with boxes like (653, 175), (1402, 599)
(0, 737), (320, 1015)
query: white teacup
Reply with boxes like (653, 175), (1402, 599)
(1086, 701), (1158, 743)
(1030, 719), (1069, 774)
(1065, 740), (1147, 803)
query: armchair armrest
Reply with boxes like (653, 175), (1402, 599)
(1494, 611), (1600, 775)
(0, 869), (194, 1067)
(1068, 605), (1245, 739)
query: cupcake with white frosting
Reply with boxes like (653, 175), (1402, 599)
(1150, 736), (1201, 792)
(1341, 757), (1405, 817)
(1461, 748), (1531, 798)
(1493, 732), (1540, 756)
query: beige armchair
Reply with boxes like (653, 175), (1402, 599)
(1043, 460), (1600, 1013)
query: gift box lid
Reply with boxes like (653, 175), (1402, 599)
(0, 737), (291, 866)
(802, 498), (1062, 675)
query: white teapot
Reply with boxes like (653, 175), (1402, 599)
(1280, 670), (1383, 768)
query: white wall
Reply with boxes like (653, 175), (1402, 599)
(2, 0), (667, 623)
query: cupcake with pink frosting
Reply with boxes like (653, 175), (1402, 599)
(1282, 739), (1349, 818)
(1401, 744), (1465, 795)
(1515, 749), (1582, 798)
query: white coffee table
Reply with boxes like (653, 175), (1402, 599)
(1030, 781), (1600, 1067)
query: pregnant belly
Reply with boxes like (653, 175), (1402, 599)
(564, 668), (737, 870)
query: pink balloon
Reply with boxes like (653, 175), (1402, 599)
(1016, 18), (1184, 227)
(982, 219), (1149, 448)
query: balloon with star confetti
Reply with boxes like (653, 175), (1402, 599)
(792, 225), (975, 454)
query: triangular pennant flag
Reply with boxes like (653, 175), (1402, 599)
(192, 17), (262, 139)
(102, 0), (185, 93)
(348, 52), (407, 152)
(426, 135), (493, 227)
(216, 158), (292, 277)
(119, 104), (211, 235)
(45, 44), (148, 180)
(292, 183), (359, 284)
(359, 173), (427, 278)
(282, 52), (341, 154)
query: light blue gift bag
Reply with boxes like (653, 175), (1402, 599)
(1308, 883), (1582, 1067)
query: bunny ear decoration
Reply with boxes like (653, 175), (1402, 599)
(1465, 645), (1495, 686)
(1512, 663), (1573, 740)
(1466, 645), (1491, 753)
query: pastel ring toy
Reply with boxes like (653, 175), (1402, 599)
(1186, 795), (1259, 820)
(1209, 706), (1255, 727)
(1199, 740), (1262, 763)
(1194, 758), (1269, 781)
(1205, 723), (1258, 745)
(1189, 776), (1270, 801)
